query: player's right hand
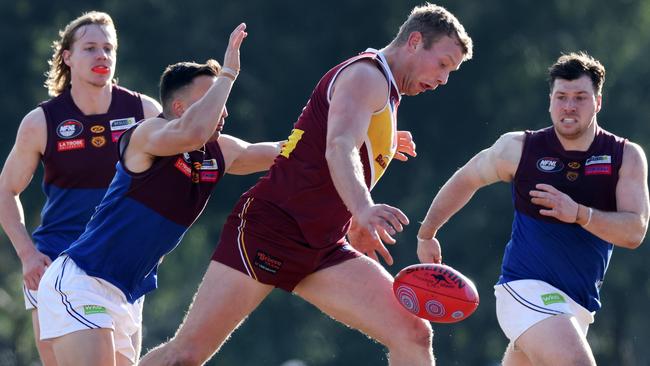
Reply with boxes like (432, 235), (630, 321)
(21, 249), (52, 291)
(417, 236), (442, 264)
(352, 204), (409, 265)
(223, 23), (248, 74)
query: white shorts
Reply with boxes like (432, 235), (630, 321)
(494, 279), (594, 343)
(24, 283), (38, 310)
(37, 255), (144, 363)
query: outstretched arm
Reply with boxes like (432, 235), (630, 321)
(219, 134), (284, 175)
(128, 23), (248, 160)
(530, 142), (649, 248)
(0, 108), (52, 290)
(417, 132), (523, 263)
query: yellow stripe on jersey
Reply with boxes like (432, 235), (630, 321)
(365, 103), (396, 189)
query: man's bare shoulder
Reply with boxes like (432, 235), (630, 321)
(20, 107), (46, 130)
(332, 60), (389, 111)
(493, 131), (524, 158)
(622, 141), (648, 169)
(336, 60), (388, 92)
(140, 94), (163, 119)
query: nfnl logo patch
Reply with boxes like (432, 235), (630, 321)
(57, 119), (83, 139)
(536, 157), (564, 173)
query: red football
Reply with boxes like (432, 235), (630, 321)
(393, 263), (479, 323)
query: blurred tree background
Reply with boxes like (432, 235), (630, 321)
(1, 0), (649, 365)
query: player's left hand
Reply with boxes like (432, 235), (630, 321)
(530, 183), (579, 223)
(417, 236), (442, 264)
(393, 130), (416, 162)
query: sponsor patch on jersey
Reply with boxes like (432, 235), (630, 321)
(109, 117), (136, 131)
(536, 157), (564, 173)
(541, 293), (566, 306)
(83, 305), (107, 315)
(200, 158), (219, 170)
(566, 171), (579, 181)
(200, 171), (218, 182)
(91, 136), (106, 148)
(254, 250), (283, 274)
(57, 139), (85, 152)
(375, 154), (388, 169)
(174, 157), (192, 177)
(90, 125), (106, 133)
(585, 165), (612, 175)
(56, 119), (83, 139)
(585, 155), (611, 166)
(568, 161), (581, 169)
(111, 131), (125, 142)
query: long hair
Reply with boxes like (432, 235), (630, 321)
(45, 11), (116, 97)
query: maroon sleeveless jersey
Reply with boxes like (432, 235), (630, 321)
(514, 126), (626, 221)
(40, 85), (144, 188)
(248, 50), (401, 248)
(33, 85), (144, 259)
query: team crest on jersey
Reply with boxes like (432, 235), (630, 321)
(109, 117), (136, 131)
(57, 139), (85, 152)
(536, 157), (564, 173)
(566, 171), (579, 181)
(56, 119), (83, 139)
(90, 125), (106, 133)
(91, 136), (106, 148)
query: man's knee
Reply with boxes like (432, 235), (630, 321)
(386, 316), (433, 350)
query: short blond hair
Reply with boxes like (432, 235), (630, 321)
(392, 3), (473, 61)
(45, 11), (117, 97)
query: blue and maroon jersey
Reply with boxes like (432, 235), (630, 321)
(65, 126), (226, 302)
(32, 85), (144, 259)
(499, 126), (626, 311)
(248, 49), (401, 248)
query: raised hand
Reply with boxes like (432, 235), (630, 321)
(222, 23), (248, 73)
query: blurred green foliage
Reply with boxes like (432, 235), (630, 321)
(1, 0), (649, 365)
